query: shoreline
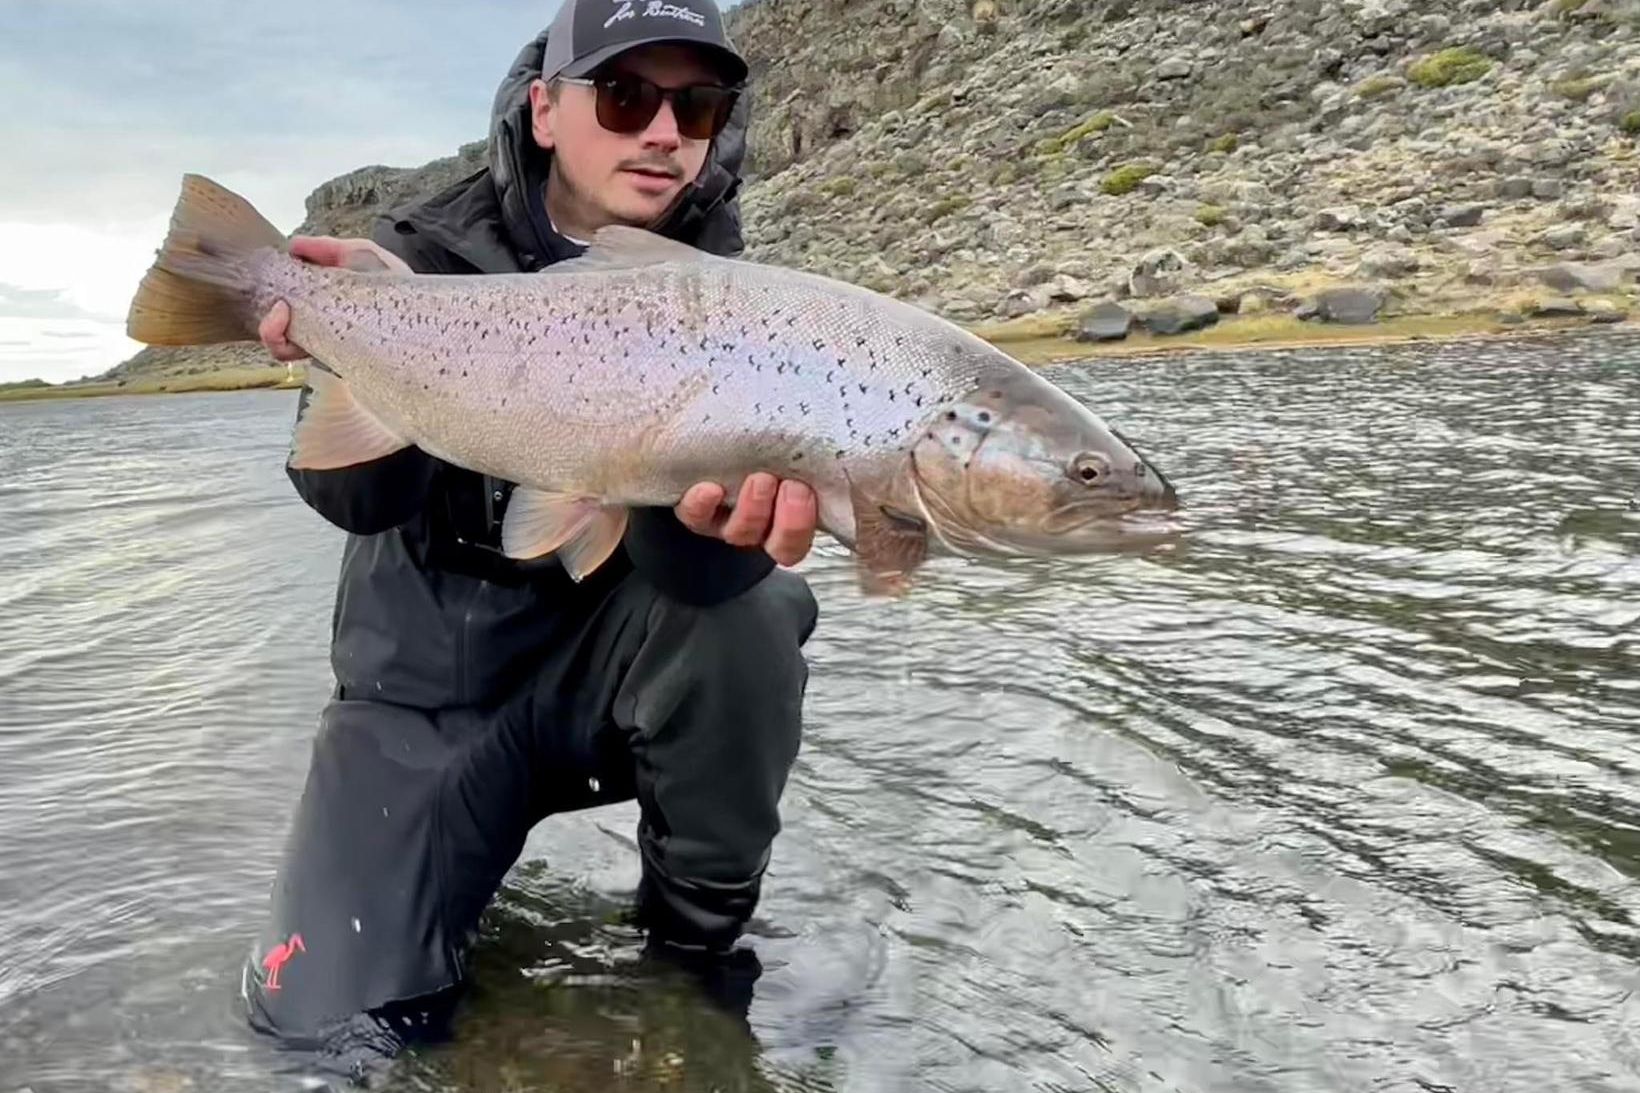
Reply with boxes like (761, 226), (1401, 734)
(3, 311), (1635, 404)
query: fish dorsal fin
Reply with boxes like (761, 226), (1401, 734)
(553, 225), (707, 274)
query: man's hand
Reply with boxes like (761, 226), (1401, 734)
(259, 236), (412, 362)
(675, 474), (818, 567)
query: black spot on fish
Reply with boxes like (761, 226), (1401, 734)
(858, 383), (868, 394)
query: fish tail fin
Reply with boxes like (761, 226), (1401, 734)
(126, 174), (286, 346)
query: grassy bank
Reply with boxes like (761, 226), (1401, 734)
(3, 308), (1633, 405)
(0, 367), (304, 404)
(973, 309), (1631, 365)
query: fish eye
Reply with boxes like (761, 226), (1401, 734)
(1070, 452), (1109, 485)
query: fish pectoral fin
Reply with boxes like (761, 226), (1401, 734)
(288, 368), (412, 470)
(501, 488), (629, 580)
(850, 492), (929, 598)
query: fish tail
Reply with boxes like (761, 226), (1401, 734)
(125, 174), (286, 346)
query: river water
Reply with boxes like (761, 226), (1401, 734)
(2, 330), (1637, 1093)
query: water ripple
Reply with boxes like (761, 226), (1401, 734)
(2, 334), (1639, 1091)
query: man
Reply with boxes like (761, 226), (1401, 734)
(243, 0), (820, 1064)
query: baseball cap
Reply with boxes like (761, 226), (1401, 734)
(540, 0), (749, 86)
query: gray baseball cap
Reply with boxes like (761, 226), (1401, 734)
(540, 0), (749, 86)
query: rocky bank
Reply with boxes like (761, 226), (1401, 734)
(104, 0), (1640, 384)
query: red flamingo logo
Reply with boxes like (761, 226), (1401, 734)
(261, 933), (305, 991)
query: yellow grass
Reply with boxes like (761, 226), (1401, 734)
(0, 367), (304, 403)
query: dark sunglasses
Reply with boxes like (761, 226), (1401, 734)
(557, 72), (739, 141)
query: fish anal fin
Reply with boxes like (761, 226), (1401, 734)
(288, 369), (412, 470)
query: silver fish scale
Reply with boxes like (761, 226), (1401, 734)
(271, 254), (998, 510)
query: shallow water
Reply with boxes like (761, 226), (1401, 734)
(2, 330), (1638, 1092)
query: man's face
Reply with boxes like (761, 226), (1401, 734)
(531, 44), (722, 230)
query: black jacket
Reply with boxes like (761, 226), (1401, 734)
(287, 29), (772, 710)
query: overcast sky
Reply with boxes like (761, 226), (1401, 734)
(0, 0), (741, 385)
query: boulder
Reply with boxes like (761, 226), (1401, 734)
(1047, 274), (1093, 303)
(1358, 244), (1421, 279)
(1530, 296), (1585, 318)
(1587, 301), (1628, 325)
(1139, 295), (1221, 335)
(1539, 225), (1584, 251)
(1000, 287), (1052, 318)
(1155, 55), (1193, 80)
(1074, 301), (1135, 342)
(1128, 247), (1197, 298)
(1538, 262), (1624, 293)
(1315, 205), (1365, 232)
(1296, 287), (1388, 324)
(1439, 204), (1486, 228)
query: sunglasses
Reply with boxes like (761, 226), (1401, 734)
(556, 72), (740, 141)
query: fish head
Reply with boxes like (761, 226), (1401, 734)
(905, 367), (1179, 557)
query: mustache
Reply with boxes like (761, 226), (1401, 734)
(617, 158), (684, 178)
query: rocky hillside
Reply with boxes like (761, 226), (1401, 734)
(104, 0), (1640, 381)
(729, 0), (1640, 325)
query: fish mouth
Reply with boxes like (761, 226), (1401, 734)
(1033, 505), (1185, 553)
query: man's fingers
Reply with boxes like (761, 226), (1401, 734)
(765, 480), (818, 567)
(721, 473), (778, 547)
(258, 300), (309, 363)
(675, 482), (727, 535)
(288, 235), (412, 274)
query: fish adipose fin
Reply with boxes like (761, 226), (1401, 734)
(502, 488), (630, 581)
(126, 174), (286, 346)
(288, 368), (412, 469)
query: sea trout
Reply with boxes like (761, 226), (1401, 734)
(127, 175), (1179, 592)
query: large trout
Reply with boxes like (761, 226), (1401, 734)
(127, 175), (1178, 592)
